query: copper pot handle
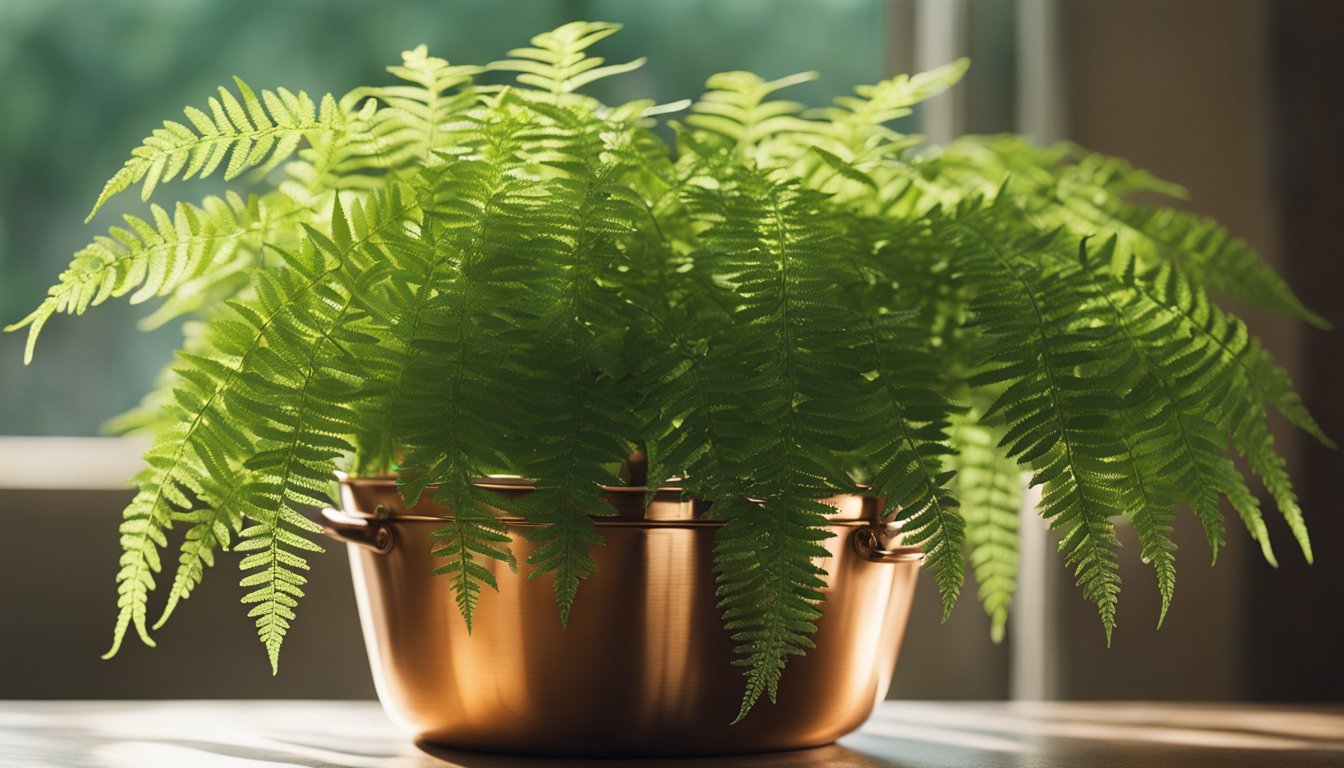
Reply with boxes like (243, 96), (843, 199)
(321, 507), (394, 554)
(853, 522), (923, 563)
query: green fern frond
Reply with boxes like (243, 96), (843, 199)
(6, 191), (310, 363)
(343, 45), (482, 169)
(950, 413), (1022, 643)
(1103, 204), (1327, 329)
(813, 57), (969, 161)
(1074, 238), (1272, 565)
(154, 490), (243, 630)
(491, 21), (644, 95)
(713, 497), (832, 722)
(677, 164), (868, 718)
(686, 70), (820, 156)
(1122, 256), (1316, 562)
(229, 197), (414, 668)
(87, 79), (347, 220)
(1119, 418), (1179, 626)
(935, 136), (1326, 328)
(430, 484), (518, 632)
(861, 311), (965, 620)
(516, 490), (609, 626)
(102, 476), (175, 657)
(501, 98), (650, 620)
(954, 212), (1126, 638)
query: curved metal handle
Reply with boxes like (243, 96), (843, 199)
(320, 507), (394, 554)
(853, 522), (923, 563)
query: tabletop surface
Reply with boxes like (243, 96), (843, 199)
(2, 700), (1342, 768)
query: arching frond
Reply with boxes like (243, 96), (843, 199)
(87, 80), (349, 220)
(952, 209), (1127, 638)
(7, 191), (310, 362)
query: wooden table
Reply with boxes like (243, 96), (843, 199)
(2, 700), (1341, 767)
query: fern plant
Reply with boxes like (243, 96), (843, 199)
(9, 21), (1330, 720)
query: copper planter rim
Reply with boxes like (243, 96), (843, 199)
(331, 472), (898, 527)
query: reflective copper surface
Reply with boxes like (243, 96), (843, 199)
(326, 477), (922, 756)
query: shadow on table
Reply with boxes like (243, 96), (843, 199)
(416, 741), (902, 768)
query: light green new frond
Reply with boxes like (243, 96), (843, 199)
(102, 476), (175, 658)
(88, 79), (344, 220)
(154, 492), (243, 630)
(492, 21), (644, 95)
(950, 413), (1022, 643)
(345, 46), (482, 168)
(816, 58), (969, 159)
(102, 192), (412, 664)
(7, 191), (309, 363)
(230, 199), (406, 669)
(236, 504), (326, 674)
(686, 70), (820, 156)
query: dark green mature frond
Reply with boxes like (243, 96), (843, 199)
(676, 164), (866, 718)
(393, 109), (532, 500)
(430, 484), (518, 632)
(87, 79), (347, 220)
(1102, 204), (1328, 329)
(1072, 238), (1273, 566)
(390, 98), (589, 621)
(950, 413), (1022, 643)
(1120, 255), (1318, 562)
(859, 310), (964, 619)
(936, 136), (1326, 328)
(1118, 419), (1178, 626)
(491, 21), (644, 96)
(953, 210), (1126, 638)
(505, 106), (655, 620)
(713, 497), (832, 723)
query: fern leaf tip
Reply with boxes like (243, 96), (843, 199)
(150, 608), (174, 632)
(990, 620), (1006, 645)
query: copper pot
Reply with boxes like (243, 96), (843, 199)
(321, 476), (922, 756)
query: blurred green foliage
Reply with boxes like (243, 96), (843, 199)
(0, 0), (882, 435)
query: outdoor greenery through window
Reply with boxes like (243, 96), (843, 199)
(0, 0), (893, 436)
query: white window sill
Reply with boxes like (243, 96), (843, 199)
(0, 436), (148, 490)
